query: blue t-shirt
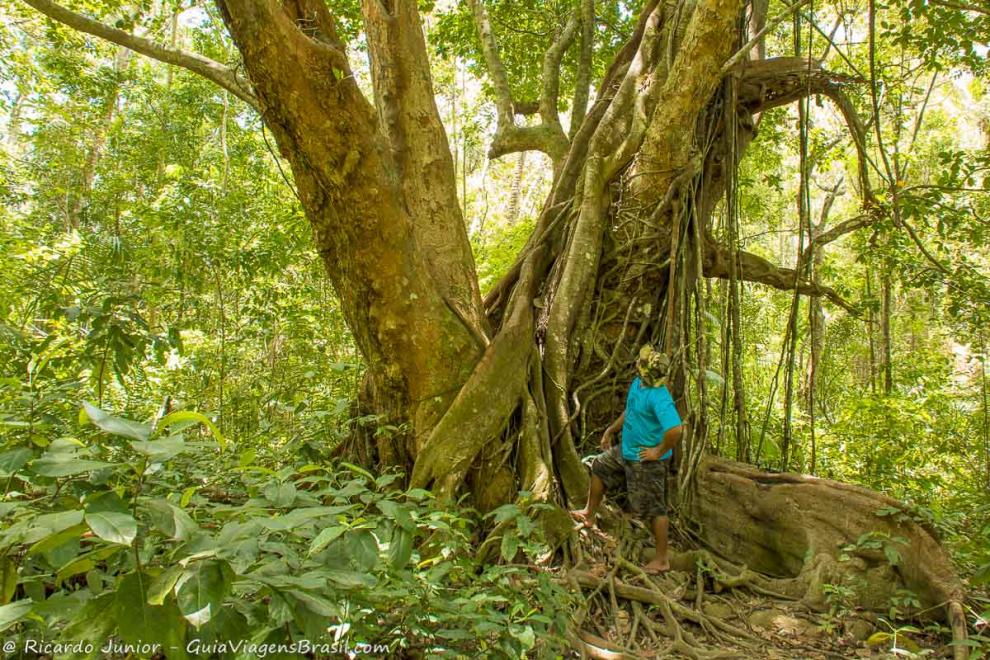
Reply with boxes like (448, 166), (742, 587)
(621, 377), (682, 462)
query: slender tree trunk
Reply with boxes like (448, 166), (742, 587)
(806, 182), (839, 473)
(881, 273), (893, 394)
(982, 333), (989, 491)
(506, 151), (527, 225)
(67, 47), (132, 230)
(866, 265), (878, 393)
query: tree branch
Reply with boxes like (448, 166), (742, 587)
(736, 57), (877, 206)
(801, 213), (873, 261)
(361, 0), (488, 338)
(703, 239), (857, 314)
(468, 0), (574, 164)
(539, 11), (580, 135)
(22, 0), (257, 108)
(570, 0), (595, 138)
(722, 0), (812, 73)
(929, 0), (990, 16)
(468, 0), (515, 123)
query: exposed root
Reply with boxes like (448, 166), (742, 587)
(690, 456), (970, 659)
(560, 506), (970, 659)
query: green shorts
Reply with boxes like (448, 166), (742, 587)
(588, 445), (669, 522)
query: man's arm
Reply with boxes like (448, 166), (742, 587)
(639, 424), (685, 461)
(601, 411), (626, 449)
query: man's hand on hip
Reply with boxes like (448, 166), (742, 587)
(638, 445), (664, 462)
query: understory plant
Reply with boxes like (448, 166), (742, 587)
(0, 403), (575, 658)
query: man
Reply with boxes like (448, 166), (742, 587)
(570, 345), (685, 574)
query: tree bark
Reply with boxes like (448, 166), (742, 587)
(690, 456), (968, 656)
(216, 0), (484, 468)
(881, 273), (894, 394)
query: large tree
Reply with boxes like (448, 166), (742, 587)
(20, 0), (972, 654)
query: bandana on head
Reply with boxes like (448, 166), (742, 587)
(637, 345), (670, 387)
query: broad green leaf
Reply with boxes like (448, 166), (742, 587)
(510, 625), (536, 650)
(267, 592), (294, 626)
(287, 590), (338, 616)
(325, 569), (377, 589)
(85, 511), (138, 546)
(31, 454), (113, 477)
(263, 481), (297, 508)
(114, 572), (187, 657)
(281, 505), (355, 526)
(180, 487), (197, 508)
(158, 411), (226, 451)
(175, 559), (233, 627)
(309, 526), (347, 555)
(147, 564), (184, 606)
(81, 402), (151, 441)
(23, 510), (84, 543)
(130, 436), (186, 462)
(84, 489), (129, 515)
(501, 533), (520, 562)
(145, 499), (199, 540)
(490, 503), (520, 523)
(0, 599), (32, 632)
(0, 448), (33, 477)
(27, 523), (87, 556)
(179, 549), (217, 566)
(186, 606), (249, 649)
(867, 632), (892, 646)
(375, 473), (400, 488)
(405, 488), (431, 501)
(63, 592), (115, 643)
(339, 461), (374, 480)
(345, 530), (379, 571)
(377, 500), (414, 530)
(389, 527), (414, 569)
(55, 546), (122, 586)
(0, 558), (17, 604)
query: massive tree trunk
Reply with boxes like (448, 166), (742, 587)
(215, 0), (488, 471)
(23, 0), (968, 653)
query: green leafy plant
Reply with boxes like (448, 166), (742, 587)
(818, 581), (857, 634)
(0, 403), (576, 658)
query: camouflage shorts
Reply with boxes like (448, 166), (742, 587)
(588, 445), (669, 522)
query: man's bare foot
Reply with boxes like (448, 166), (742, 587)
(569, 508), (595, 528)
(644, 557), (670, 574)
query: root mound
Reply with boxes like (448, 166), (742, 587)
(564, 457), (969, 659)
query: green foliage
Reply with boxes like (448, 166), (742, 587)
(866, 622), (928, 657)
(473, 216), (536, 293)
(430, 0), (638, 110)
(0, 404), (576, 657)
(889, 0), (990, 74)
(818, 581), (857, 634)
(838, 531), (908, 568)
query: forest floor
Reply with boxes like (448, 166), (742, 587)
(566, 510), (952, 659)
